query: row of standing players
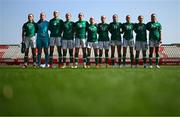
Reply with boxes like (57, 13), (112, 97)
(22, 11), (162, 68)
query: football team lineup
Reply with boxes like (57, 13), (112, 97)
(22, 11), (162, 69)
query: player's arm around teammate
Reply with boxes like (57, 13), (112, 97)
(48, 11), (64, 68)
(22, 13), (37, 68)
(146, 14), (162, 68)
(134, 15), (148, 68)
(36, 12), (49, 68)
(86, 17), (99, 68)
(74, 12), (89, 68)
(61, 13), (75, 68)
(109, 14), (122, 68)
(98, 16), (110, 68)
(122, 15), (135, 67)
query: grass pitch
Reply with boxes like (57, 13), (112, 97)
(0, 66), (180, 116)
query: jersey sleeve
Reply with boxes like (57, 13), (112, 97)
(48, 20), (52, 31)
(133, 23), (138, 33)
(159, 23), (162, 31)
(97, 23), (100, 34)
(121, 23), (125, 33)
(22, 23), (26, 32)
(146, 22), (150, 31)
(119, 23), (123, 33)
(86, 21), (89, 31)
(34, 22), (38, 33)
(72, 22), (75, 33)
(108, 23), (112, 33)
(60, 19), (64, 34)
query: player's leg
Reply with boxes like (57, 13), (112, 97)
(82, 39), (87, 68)
(94, 43), (99, 68)
(57, 46), (62, 68)
(31, 48), (36, 67)
(104, 41), (109, 67)
(43, 39), (49, 67)
(155, 46), (160, 68)
(149, 47), (154, 68)
(135, 41), (140, 67)
(129, 39), (134, 67)
(117, 44), (121, 67)
(74, 38), (80, 68)
(86, 47), (91, 68)
(142, 42), (148, 68)
(111, 42), (115, 67)
(123, 47), (127, 66)
(62, 40), (67, 68)
(130, 46), (134, 67)
(94, 48), (99, 68)
(68, 40), (74, 68)
(57, 38), (62, 68)
(69, 49), (74, 68)
(37, 47), (42, 67)
(142, 50), (147, 68)
(123, 39), (127, 66)
(44, 47), (49, 67)
(74, 47), (79, 68)
(30, 36), (36, 67)
(23, 48), (29, 68)
(23, 37), (30, 68)
(99, 42), (103, 65)
(49, 38), (55, 68)
(149, 40), (154, 68)
(135, 50), (140, 67)
(37, 39), (42, 67)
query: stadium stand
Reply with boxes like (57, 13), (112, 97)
(0, 44), (180, 65)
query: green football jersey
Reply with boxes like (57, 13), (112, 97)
(134, 23), (147, 41)
(87, 24), (98, 42)
(146, 21), (162, 41)
(62, 21), (75, 40)
(122, 22), (134, 40)
(75, 20), (89, 39)
(109, 22), (122, 41)
(97, 23), (109, 41)
(22, 21), (37, 37)
(48, 18), (63, 37)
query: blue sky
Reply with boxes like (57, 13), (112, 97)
(0, 0), (180, 44)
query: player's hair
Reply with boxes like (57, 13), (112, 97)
(90, 16), (94, 19)
(113, 14), (118, 17)
(53, 11), (59, 16)
(28, 13), (34, 22)
(126, 15), (131, 18)
(66, 12), (72, 17)
(101, 15), (106, 18)
(53, 10), (59, 13)
(40, 12), (46, 16)
(78, 12), (84, 16)
(151, 13), (156, 17)
(28, 13), (34, 17)
(138, 15), (143, 19)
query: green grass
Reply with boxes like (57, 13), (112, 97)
(0, 66), (180, 116)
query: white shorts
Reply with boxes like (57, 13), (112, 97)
(99, 41), (110, 49)
(24, 36), (36, 48)
(110, 40), (122, 46)
(62, 39), (74, 49)
(75, 38), (86, 48)
(135, 41), (148, 51)
(86, 42), (99, 49)
(50, 37), (61, 46)
(149, 40), (160, 47)
(123, 38), (134, 47)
